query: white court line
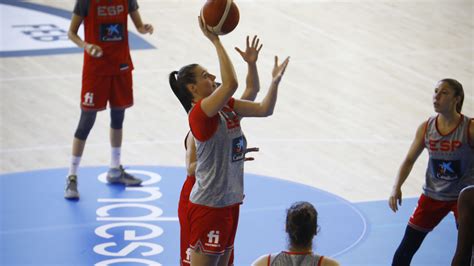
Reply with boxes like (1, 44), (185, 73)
(241, 200), (368, 257)
(0, 138), (412, 154)
(328, 199), (368, 258)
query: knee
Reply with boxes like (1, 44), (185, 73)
(110, 109), (125, 129)
(74, 111), (97, 140)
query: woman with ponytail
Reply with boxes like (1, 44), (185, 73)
(170, 16), (289, 266)
(174, 35), (264, 266)
(252, 201), (339, 266)
(388, 79), (473, 265)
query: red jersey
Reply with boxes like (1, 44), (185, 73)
(82, 0), (133, 76)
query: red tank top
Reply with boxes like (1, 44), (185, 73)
(83, 0), (133, 76)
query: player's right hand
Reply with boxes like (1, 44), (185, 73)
(388, 188), (402, 212)
(85, 43), (103, 58)
(198, 16), (219, 43)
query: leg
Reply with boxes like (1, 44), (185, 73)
(110, 108), (124, 148)
(72, 110), (98, 157)
(217, 249), (232, 266)
(392, 225), (428, 266)
(110, 108), (124, 168)
(65, 110), (97, 199)
(106, 109), (141, 186)
(393, 194), (453, 265)
(190, 250), (220, 266)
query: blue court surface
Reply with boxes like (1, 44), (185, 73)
(0, 166), (457, 265)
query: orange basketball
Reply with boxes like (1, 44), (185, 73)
(201, 0), (240, 35)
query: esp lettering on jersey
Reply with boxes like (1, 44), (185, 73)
(428, 140), (462, 152)
(97, 5), (124, 16)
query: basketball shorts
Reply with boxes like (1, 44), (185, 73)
(81, 71), (133, 111)
(408, 194), (458, 232)
(187, 202), (240, 256)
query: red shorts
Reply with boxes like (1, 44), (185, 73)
(178, 175), (195, 265)
(81, 71), (133, 111)
(188, 202), (240, 256)
(408, 194), (458, 232)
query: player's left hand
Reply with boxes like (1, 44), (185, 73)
(138, 24), (153, 34)
(244, 147), (259, 161)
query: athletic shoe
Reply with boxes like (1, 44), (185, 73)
(106, 165), (142, 186)
(64, 175), (80, 199)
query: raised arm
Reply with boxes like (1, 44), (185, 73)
(198, 16), (238, 117)
(233, 56), (289, 117)
(388, 121), (427, 212)
(235, 35), (262, 101)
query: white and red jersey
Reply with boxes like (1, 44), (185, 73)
(75, 0), (135, 76)
(423, 115), (474, 201)
(267, 251), (324, 266)
(188, 98), (246, 208)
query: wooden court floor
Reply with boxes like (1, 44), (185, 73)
(1, 0), (473, 204)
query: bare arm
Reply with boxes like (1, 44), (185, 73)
(451, 186), (474, 266)
(233, 56), (289, 117)
(68, 14), (102, 57)
(185, 133), (197, 176)
(129, 10), (153, 34)
(388, 121), (427, 212)
(235, 35), (262, 101)
(198, 16), (238, 117)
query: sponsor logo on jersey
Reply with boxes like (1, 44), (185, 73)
(100, 23), (123, 42)
(232, 136), (246, 162)
(431, 159), (461, 181)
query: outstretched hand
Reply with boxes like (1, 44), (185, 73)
(272, 56), (290, 85)
(235, 35), (263, 64)
(198, 16), (219, 42)
(244, 147), (259, 161)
